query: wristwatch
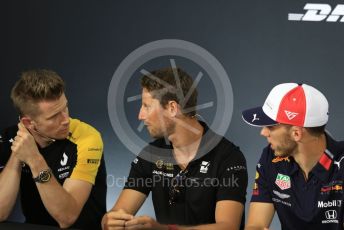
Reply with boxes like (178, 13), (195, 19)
(33, 169), (52, 183)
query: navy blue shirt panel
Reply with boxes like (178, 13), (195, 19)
(251, 134), (344, 230)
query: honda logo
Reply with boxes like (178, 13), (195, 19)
(325, 210), (337, 220)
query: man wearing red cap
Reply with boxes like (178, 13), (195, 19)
(242, 83), (344, 230)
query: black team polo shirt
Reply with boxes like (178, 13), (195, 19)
(124, 122), (248, 229)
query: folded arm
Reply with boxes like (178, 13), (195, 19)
(0, 153), (22, 221)
(30, 155), (93, 228)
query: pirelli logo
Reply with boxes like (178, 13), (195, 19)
(87, 159), (100, 164)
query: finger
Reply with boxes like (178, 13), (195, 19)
(125, 220), (147, 230)
(14, 134), (26, 145)
(103, 226), (125, 230)
(18, 122), (25, 131)
(107, 211), (134, 221)
(125, 224), (144, 230)
(11, 145), (17, 153)
(16, 129), (22, 138)
(103, 212), (133, 228)
(18, 122), (29, 133)
(16, 129), (34, 142)
(103, 219), (127, 227)
(125, 216), (146, 227)
(16, 130), (29, 140)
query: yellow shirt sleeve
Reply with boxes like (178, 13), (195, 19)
(68, 118), (103, 185)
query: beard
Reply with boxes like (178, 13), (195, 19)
(147, 118), (176, 139)
(273, 135), (297, 157)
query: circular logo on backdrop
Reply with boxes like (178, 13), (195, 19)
(107, 39), (233, 163)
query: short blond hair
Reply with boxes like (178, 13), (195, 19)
(11, 69), (65, 117)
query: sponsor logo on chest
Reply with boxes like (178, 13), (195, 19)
(318, 200), (342, 208)
(57, 152), (71, 179)
(320, 180), (343, 194)
(152, 170), (173, 178)
(200, 161), (210, 173)
(60, 153), (68, 166)
(322, 210), (339, 224)
(59, 172), (70, 179)
(275, 173), (291, 190)
(273, 190), (290, 199)
(154, 160), (174, 171)
(272, 197), (292, 207)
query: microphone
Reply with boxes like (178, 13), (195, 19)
(17, 116), (56, 143)
(31, 127), (56, 143)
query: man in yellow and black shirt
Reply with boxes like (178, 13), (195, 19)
(0, 69), (106, 230)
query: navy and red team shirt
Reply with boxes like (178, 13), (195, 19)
(252, 133), (344, 230)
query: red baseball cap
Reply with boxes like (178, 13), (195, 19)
(242, 83), (329, 127)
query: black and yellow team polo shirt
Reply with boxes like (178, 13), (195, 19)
(124, 122), (248, 229)
(252, 133), (344, 230)
(0, 118), (107, 230)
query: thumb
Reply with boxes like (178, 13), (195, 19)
(18, 122), (30, 133)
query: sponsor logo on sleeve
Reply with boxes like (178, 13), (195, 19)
(255, 171), (259, 180)
(88, 147), (102, 152)
(253, 182), (259, 195)
(133, 158), (139, 164)
(87, 159), (100, 164)
(227, 165), (247, 171)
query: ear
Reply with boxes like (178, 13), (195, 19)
(166, 100), (180, 117)
(290, 126), (303, 142)
(20, 116), (34, 129)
